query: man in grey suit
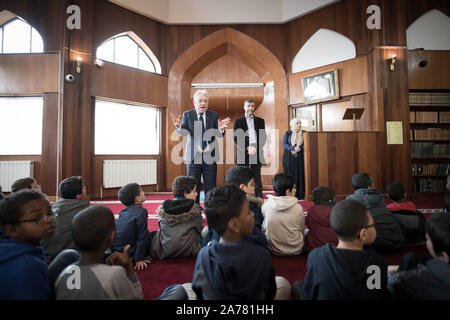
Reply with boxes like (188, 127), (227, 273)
(170, 90), (230, 203)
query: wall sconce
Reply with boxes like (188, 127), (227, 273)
(76, 57), (82, 73)
(390, 54), (397, 71)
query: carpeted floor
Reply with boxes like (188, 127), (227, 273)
(91, 191), (443, 300)
(136, 243), (430, 300)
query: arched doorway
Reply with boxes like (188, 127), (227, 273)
(166, 27), (288, 189)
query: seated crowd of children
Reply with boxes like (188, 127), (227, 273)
(0, 171), (449, 300)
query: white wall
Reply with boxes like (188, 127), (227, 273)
(108, 0), (339, 24)
(282, 0), (338, 22)
(407, 9), (450, 50)
(291, 28), (356, 73)
(169, 0), (282, 24)
(109, 0), (169, 23)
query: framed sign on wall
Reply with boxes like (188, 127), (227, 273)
(302, 69), (339, 104)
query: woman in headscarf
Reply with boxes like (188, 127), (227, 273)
(282, 118), (305, 199)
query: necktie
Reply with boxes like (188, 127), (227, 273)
(199, 113), (207, 150)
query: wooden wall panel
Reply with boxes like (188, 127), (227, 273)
(288, 55), (368, 106)
(91, 62), (168, 107)
(40, 93), (59, 196)
(0, 54), (59, 94)
(304, 132), (385, 199)
(321, 100), (354, 131)
(368, 47), (411, 191)
(165, 24), (287, 76)
(406, 0), (450, 28)
(408, 51), (450, 90)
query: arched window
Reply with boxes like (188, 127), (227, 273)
(292, 29), (356, 73)
(0, 17), (43, 53)
(96, 32), (161, 74)
(407, 9), (450, 50)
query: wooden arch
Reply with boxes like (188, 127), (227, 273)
(166, 27), (288, 187)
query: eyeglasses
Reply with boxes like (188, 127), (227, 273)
(17, 209), (56, 225)
(355, 221), (378, 237)
(362, 222), (377, 229)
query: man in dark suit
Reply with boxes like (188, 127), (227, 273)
(233, 99), (266, 198)
(170, 90), (230, 203)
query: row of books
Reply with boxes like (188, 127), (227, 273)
(412, 164), (449, 176)
(410, 112), (450, 123)
(412, 178), (447, 192)
(412, 129), (450, 140)
(410, 142), (450, 158)
(409, 92), (450, 105)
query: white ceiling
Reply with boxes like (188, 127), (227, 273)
(108, 0), (340, 24)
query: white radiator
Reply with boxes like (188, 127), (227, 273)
(0, 161), (34, 192)
(103, 160), (157, 188)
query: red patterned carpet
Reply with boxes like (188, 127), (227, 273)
(90, 192), (443, 299)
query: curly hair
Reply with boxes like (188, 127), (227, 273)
(0, 190), (47, 227)
(172, 176), (197, 198)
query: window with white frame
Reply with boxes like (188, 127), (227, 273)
(95, 99), (160, 155)
(96, 33), (161, 74)
(0, 18), (43, 53)
(0, 96), (43, 155)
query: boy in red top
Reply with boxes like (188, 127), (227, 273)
(304, 186), (338, 252)
(386, 182), (418, 213)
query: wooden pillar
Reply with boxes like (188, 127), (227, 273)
(60, 0), (94, 194)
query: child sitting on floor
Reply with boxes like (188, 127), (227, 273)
(386, 181), (418, 214)
(388, 212), (450, 299)
(0, 190), (77, 299)
(11, 177), (42, 193)
(346, 173), (405, 254)
(149, 176), (204, 259)
(42, 176), (90, 261)
(110, 183), (153, 270)
(55, 205), (144, 300)
(292, 199), (388, 300)
(386, 181), (425, 244)
(304, 186), (338, 252)
(262, 173), (305, 256)
(202, 166), (268, 249)
(184, 185), (291, 300)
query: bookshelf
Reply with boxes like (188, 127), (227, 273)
(409, 90), (450, 193)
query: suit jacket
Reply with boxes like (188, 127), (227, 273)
(177, 109), (223, 164)
(233, 115), (266, 165)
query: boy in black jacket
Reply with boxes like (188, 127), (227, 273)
(388, 212), (450, 299)
(386, 182), (426, 244)
(292, 199), (388, 300)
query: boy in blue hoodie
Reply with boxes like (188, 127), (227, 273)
(0, 190), (56, 299)
(111, 183), (153, 270)
(292, 199), (388, 300)
(186, 185), (291, 300)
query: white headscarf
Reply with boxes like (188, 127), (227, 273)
(289, 118), (303, 147)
